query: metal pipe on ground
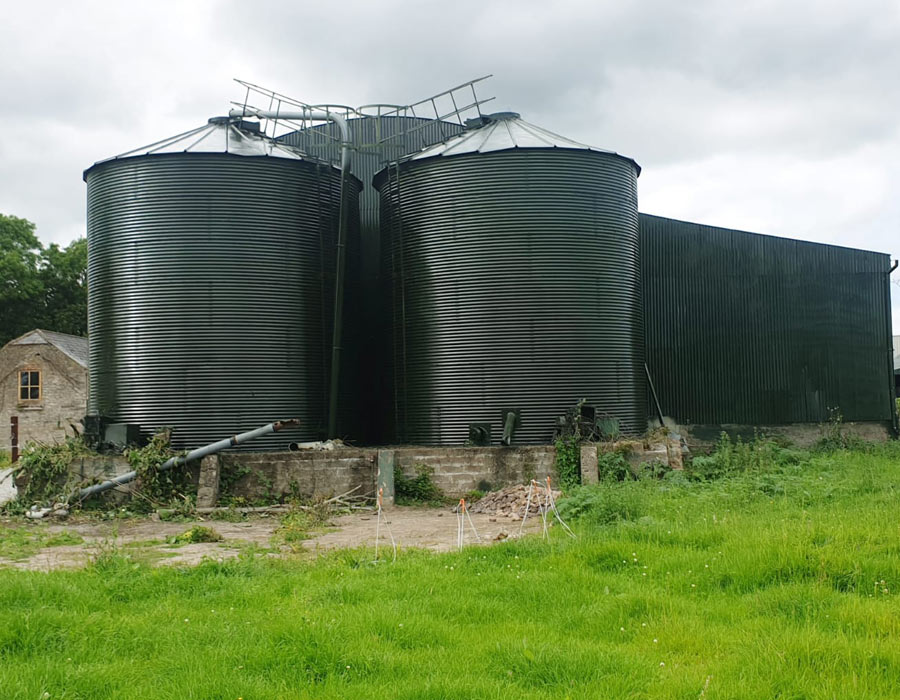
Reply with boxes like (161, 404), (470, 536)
(72, 419), (299, 503)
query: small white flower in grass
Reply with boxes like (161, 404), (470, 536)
(642, 623), (647, 627)
(346, 665), (351, 669)
(399, 623), (403, 627)
(620, 627), (625, 632)
(653, 639), (658, 643)
(660, 662), (665, 667)
(184, 618), (189, 623)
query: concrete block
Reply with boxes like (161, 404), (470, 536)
(666, 438), (684, 470)
(377, 450), (395, 509)
(580, 444), (599, 484)
(196, 454), (220, 508)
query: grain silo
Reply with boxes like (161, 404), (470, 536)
(84, 117), (361, 449)
(374, 112), (644, 445)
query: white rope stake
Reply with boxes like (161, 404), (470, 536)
(539, 485), (550, 540)
(519, 479), (536, 536)
(462, 499), (482, 543)
(544, 476), (576, 538)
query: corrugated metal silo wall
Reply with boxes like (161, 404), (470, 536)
(378, 149), (645, 445)
(280, 117), (464, 442)
(87, 153), (361, 450)
(641, 214), (896, 426)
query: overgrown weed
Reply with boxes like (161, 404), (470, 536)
(395, 465), (445, 506)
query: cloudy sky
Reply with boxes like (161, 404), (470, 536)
(1, 0), (898, 330)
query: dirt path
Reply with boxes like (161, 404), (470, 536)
(304, 507), (541, 553)
(0, 506), (545, 571)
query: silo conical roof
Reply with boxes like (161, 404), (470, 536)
(404, 112), (640, 174)
(85, 117), (310, 178)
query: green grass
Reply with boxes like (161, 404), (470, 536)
(1, 445), (899, 698)
(0, 527), (83, 561)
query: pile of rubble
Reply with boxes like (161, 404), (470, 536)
(468, 483), (562, 518)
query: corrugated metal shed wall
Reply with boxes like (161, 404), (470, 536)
(641, 214), (896, 425)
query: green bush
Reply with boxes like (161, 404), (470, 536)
(554, 436), (580, 490)
(815, 407), (868, 452)
(395, 465), (444, 505)
(556, 483), (646, 526)
(166, 526), (221, 545)
(125, 430), (193, 510)
(6, 436), (92, 509)
(596, 449), (631, 482)
(686, 432), (810, 482)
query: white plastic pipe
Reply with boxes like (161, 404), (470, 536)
(228, 107), (350, 170)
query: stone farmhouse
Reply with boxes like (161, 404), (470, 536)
(0, 330), (88, 456)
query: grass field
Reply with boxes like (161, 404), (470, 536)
(1, 443), (899, 699)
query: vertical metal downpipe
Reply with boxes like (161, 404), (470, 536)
(887, 260), (900, 436)
(328, 166), (349, 438)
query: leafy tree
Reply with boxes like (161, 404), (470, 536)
(0, 212), (87, 346)
(39, 238), (87, 337)
(0, 214), (44, 345)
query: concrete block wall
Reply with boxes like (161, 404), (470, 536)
(56, 446), (559, 507)
(216, 446), (555, 503)
(218, 449), (378, 502)
(393, 446), (555, 496)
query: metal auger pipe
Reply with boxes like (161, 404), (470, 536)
(73, 419), (300, 503)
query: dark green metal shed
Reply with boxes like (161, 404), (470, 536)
(641, 214), (897, 430)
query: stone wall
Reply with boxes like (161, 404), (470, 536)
(0, 343), (87, 452)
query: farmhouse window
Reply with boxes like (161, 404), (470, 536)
(19, 369), (41, 402)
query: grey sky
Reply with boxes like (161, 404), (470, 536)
(1, 0), (897, 329)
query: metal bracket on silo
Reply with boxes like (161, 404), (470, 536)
(376, 450), (395, 509)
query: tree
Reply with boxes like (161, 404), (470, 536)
(39, 238), (87, 338)
(0, 213), (88, 347)
(0, 213), (44, 346)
